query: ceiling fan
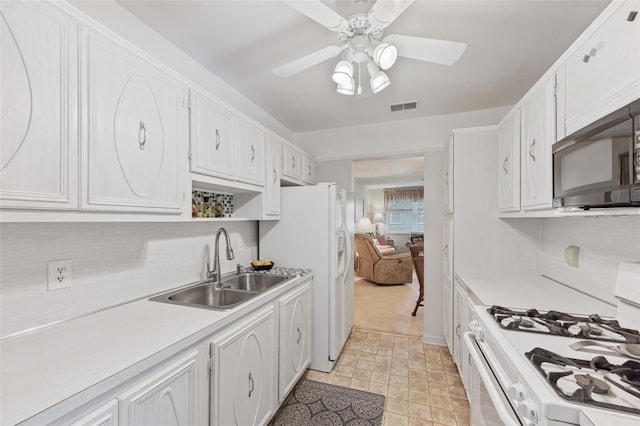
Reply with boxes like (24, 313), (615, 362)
(272, 0), (467, 97)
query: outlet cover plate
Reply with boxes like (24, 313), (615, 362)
(48, 259), (72, 290)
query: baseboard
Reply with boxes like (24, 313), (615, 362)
(422, 334), (446, 346)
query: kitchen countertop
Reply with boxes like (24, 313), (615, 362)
(454, 272), (617, 317)
(0, 268), (311, 425)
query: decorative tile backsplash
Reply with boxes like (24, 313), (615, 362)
(192, 190), (234, 218)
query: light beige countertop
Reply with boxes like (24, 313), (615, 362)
(0, 269), (312, 425)
(454, 272), (617, 316)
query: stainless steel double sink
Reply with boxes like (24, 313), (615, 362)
(150, 273), (292, 311)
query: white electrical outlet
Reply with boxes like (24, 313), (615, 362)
(564, 246), (580, 268)
(48, 259), (72, 290)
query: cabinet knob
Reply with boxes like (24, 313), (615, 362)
(250, 145), (255, 162)
(215, 129), (220, 150)
(297, 326), (302, 344)
(292, 156), (296, 169)
(138, 121), (146, 151)
(503, 156), (509, 174)
(273, 168), (278, 183)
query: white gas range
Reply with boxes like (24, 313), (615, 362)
(464, 262), (640, 425)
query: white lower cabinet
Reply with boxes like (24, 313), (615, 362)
(278, 282), (311, 402)
(69, 400), (118, 426)
(453, 280), (475, 398)
(117, 351), (198, 425)
(210, 305), (277, 426)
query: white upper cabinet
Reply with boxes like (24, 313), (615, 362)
(81, 28), (186, 213)
(189, 90), (235, 179)
(282, 143), (302, 181)
(210, 306), (277, 426)
(444, 137), (454, 214)
(265, 135), (281, 216)
(0, 1), (78, 210)
(520, 77), (554, 210)
(497, 109), (521, 212)
(301, 154), (315, 184)
(235, 117), (265, 186)
(564, 0), (640, 135)
(117, 351), (198, 426)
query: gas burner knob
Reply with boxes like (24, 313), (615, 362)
(517, 399), (539, 425)
(507, 383), (527, 402)
(469, 320), (484, 341)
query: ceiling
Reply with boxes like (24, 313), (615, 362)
(118, 0), (610, 133)
(353, 156), (424, 189)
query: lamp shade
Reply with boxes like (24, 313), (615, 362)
(366, 61), (390, 94)
(355, 217), (374, 233)
(336, 80), (355, 95)
(332, 60), (353, 85)
(372, 213), (385, 224)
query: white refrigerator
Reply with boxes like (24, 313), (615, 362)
(259, 183), (354, 372)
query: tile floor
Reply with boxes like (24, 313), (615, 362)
(305, 329), (470, 426)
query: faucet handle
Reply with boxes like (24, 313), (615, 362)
(236, 263), (243, 275)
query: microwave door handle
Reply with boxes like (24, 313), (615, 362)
(463, 332), (520, 425)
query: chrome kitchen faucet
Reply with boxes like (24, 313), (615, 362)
(207, 227), (235, 284)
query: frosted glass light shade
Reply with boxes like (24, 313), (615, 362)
(332, 60), (353, 85)
(370, 71), (390, 93)
(336, 80), (355, 95)
(373, 43), (397, 70)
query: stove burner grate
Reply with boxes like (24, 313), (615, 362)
(488, 305), (640, 344)
(525, 347), (640, 415)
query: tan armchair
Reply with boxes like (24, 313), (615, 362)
(354, 233), (414, 285)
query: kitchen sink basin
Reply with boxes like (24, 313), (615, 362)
(221, 273), (290, 292)
(149, 273), (292, 311)
(167, 284), (256, 308)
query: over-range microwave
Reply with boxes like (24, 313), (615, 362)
(552, 99), (640, 209)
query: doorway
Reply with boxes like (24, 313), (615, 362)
(351, 156), (425, 337)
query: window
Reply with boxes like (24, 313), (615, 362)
(386, 201), (424, 233)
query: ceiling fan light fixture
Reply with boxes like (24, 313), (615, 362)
(373, 43), (397, 70)
(367, 61), (390, 94)
(332, 60), (353, 85)
(336, 80), (355, 95)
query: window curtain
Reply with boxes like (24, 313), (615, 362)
(384, 186), (424, 212)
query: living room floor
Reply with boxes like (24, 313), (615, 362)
(318, 275), (470, 425)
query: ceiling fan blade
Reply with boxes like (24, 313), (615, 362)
(272, 45), (345, 78)
(283, 0), (349, 32)
(367, 0), (415, 29)
(383, 34), (467, 66)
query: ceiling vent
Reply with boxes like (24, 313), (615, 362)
(390, 101), (418, 112)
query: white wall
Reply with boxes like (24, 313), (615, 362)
(68, 0), (293, 142)
(539, 216), (640, 305)
(0, 222), (257, 337)
(423, 152), (445, 345)
(295, 106), (511, 161)
(315, 159), (353, 191)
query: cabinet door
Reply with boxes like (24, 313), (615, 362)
(265, 135), (281, 216)
(81, 29), (185, 213)
(497, 110), (521, 212)
(118, 351), (198, 426)
(235, 118), (265, 186)
(565, 0), (640, 135)
(69, 400), (118, 426)
(453, 284), (463, 368)
(190, 91), (235, 179)
(443, 216), (453, 281)
(0, 1), (78, 210)
(279, 282), (312, 402)
(444, 137), (454, 213)
(211, 306), (277, 426)
(301, 154), (315, 184)
(520, 78), (553, 211)
(282, 143), (301, 180)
